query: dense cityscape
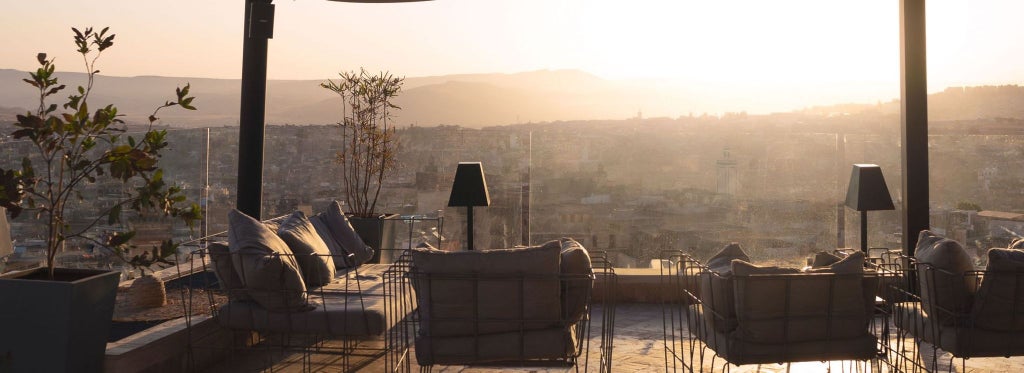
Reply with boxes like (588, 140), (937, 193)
(4, 98), (1024, 273)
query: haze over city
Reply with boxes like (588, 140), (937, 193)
(3, 0), (1023, 117)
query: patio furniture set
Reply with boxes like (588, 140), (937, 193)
(179, 202), (617, 372)
(661, 231), (1024, 372)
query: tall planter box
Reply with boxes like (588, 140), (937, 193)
(0, 268), (120, 373)
(349, 214), (398, 264)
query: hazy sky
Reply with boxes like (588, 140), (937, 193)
(2, 0), (1021, 110)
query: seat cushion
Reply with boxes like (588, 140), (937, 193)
(688, 305), (876, 365)
(411, 241), (562, 337)
(414, 327), (574, 365)
(217, 293), (387, 337)
(277, 211), (336, 288)
(228, 209), (310, 312)
(898, 301), (1024, 357)
(972, 248), (1024, 331)
(914, 230), (976, 324)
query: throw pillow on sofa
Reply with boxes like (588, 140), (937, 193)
(315, 201), (374, 268)
(699, 243), (751, 333)
(228, 209), (311, 312)
(207, 241), (251, 302)
(914, 230), (976, 324)
(277, 211), (336, 288)
(972, 248), (1024, 331)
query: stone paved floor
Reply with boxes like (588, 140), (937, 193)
(205, 303), (1024, 372)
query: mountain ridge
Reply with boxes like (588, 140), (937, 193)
(2, 68), (1023, 128)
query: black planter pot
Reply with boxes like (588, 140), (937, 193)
(349, 214), (398, 264)
(0, 268), (120, 373)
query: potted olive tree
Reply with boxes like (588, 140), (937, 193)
(321, 69), (403, 262)
(0, 27), (201, 373)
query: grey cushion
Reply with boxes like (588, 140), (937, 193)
(972, 248), (1024, 331)
(415, 327), (574, 365)
(309, 214), (352, 269)
(899, 301), (1024, 358)
(217, 294), (386, 337)
(321, 201), (374, 267)
(277, 211), (336, 288)
(914, 230), (976, 324)
(228, 209), (310, 312)
(732, 270), (873, 344)
(559, 238), (593, 323)
(698, 243), (750, 333)
(805, 251), (865, 274)
(731, 260), (802, 276)
(207, 241), (251, 301)
(411, 242), (562, 337)
(811, 251), (843, 267)
(707, 242), (749, 275)
(688, 305), (876, 365)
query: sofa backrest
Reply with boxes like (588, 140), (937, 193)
(732, 271), (876, 344)
(693, 253), (873, 341)
(410, 241), (562, 337)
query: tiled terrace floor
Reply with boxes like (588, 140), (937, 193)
(199, 303), (1024, 372)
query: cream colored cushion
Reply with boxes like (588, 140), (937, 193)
(228, 209), (310, 312)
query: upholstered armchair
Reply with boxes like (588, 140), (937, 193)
(663, 244), (881, 371)
(406, 238), (615, 372)
(891, 230), (1024, 370)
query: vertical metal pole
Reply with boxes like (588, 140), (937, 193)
(836, 133), (846, 248)
(202, 128), (210, 244)
(466, 206), (474, 251)
(900, 0), (929, 256)
(861, 211), (869, 254)
(237, 0), (273, 219)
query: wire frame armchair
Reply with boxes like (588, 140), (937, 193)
(400, 248), (616, 372)
(177, 232), (415, 372)
(887, 254), (1024, 372)
(661, 250), (885, 373)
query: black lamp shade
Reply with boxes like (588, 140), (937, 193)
(845, 164), (895, 211)
(448, 162), (490, 207)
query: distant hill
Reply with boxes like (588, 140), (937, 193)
(0, 68), (713, 127)
(798, 85), (1024, 121)
(3, 68), (1024, 128)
